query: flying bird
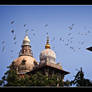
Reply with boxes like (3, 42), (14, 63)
(11, 21), (15, 24)
(11, 29), (15, 34)
(14, 41), (17, 44)
(44, 24), (48, 27)
(10, 50), (13, 53)
(68, 26), (72, 30)
(81, 42), (84, 45)
(2, 46), (5, 52)
(2, 41), (5, 44)
(65, 43), (69, 46)
(31, 29), (34, 31)
(24, 24), (27, 27)
(13, 35), (16, 40)
(67, 33), (72, 36)
(59, 37), (62, 41)
(68, 24), (74, 31)
(33, 33), (35, 36)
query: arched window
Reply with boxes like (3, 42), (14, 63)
(21, 59), (26, 65)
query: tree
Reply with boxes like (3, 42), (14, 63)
(71, 67), (92, 87)
(0, 66), (64, 87)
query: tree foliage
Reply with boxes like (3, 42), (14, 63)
(71, 67), (92, 87)
(1, 66), (92, 87)
(0, 66), (63, 87)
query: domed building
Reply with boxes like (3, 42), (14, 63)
(11, 34), (38, 75)
(40, 36), (56, 64)
(27, 36), (69, 86)
(11, 33), (69, 86)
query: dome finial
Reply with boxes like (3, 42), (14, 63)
(45, 34), (50, 49)
(22, 30), (30, 46)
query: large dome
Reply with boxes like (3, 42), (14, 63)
(12, 56), (38, 74)
(40, 48), (56, 64)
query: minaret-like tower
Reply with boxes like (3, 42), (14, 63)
(19, 33), (33, 57)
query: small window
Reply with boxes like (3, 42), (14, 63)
(21, 60), (26, 65)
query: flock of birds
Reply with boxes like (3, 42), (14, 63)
(0, 20), (92, 60)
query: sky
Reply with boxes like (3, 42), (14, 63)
(0, 5), (92, 81)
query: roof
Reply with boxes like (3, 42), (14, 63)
(28, 61), (70, 75)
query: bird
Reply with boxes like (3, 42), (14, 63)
(46, 32), (48, 35)
(13, 35), (16, 40)
(68, 26), (72, 30)
(10, 50), (13, 52)
(59, 37), (62, 41)
(14, 41), (17, 44)
(78, 48), (81, 50)
(67, 33), (72, 36)
(85, 33), (87, 36)
(70, 46), (74, 49)
(33, 33), (35, 36)
(44, 24), (48, 27)
(52, 46), (55, 49)
(88, 30), (91, 33)
(70, 37), (73, 39)
(65, 43), (68, 46)
(81, 42), (84, 45)
(25, 29), (29, 33)
(2, 41), (5, 44)
(68, 24), (74, 31)
(70, 41), (72, 43)
(24, 24), (27, 27)
(72, 24), (74, 26)
(2, 46), (5, 52)
(11, 29), (15, 34)
(31, 29), (34, 31)
(10, 20), (15, 24)
(67, 39), (70, 42)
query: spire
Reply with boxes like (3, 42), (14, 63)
(19, 32), (33, 57)
(22, 30), (30, 46)
(45, 36), (51, 49)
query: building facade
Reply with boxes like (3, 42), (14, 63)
(11, 33), (69, 85)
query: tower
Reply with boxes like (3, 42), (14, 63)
(19, 33), (33, 57)
(12, 33), (38, 75)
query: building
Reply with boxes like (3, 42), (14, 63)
(11, 33), (69, 85)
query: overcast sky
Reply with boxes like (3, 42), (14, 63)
(0, 5), (92, 81)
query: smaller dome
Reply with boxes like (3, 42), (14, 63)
(40, 49), (56, 60)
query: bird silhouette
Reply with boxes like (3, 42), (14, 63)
(10, 50), (13, 53)
(13, 35), (16, 40)
(65, 43), (68, 46)
(14, 41), (17, 44)
(24, 24), (27, 27)
(2, 46), (5, 52)
(11, 21), (15, 24)
(67, 33), (72, 36)
(2, 41), (5, 44)
(44, 24), (48, 27)
(33, 33), (35, 36)
(11, 29), (15, 34)
(68, 26), (72, 30)
(31, 29), (34, 31)
(68, 24), (74, 31)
